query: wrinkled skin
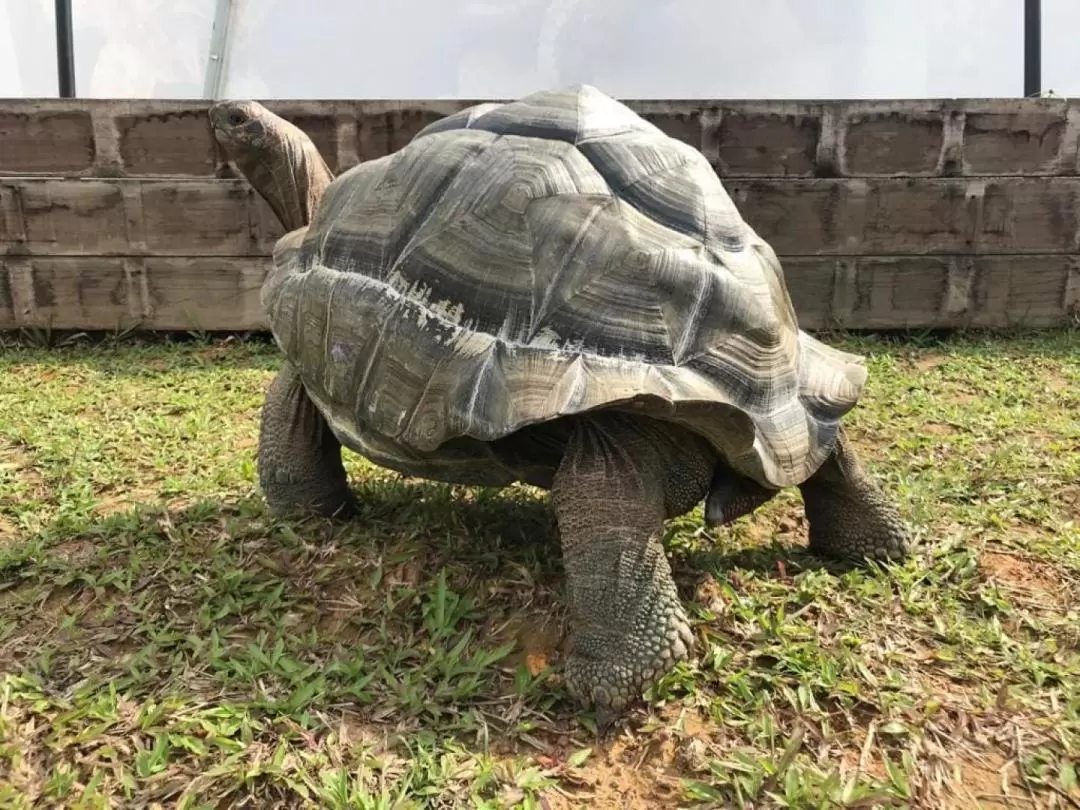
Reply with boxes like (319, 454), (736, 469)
(210, 100), (913, 728)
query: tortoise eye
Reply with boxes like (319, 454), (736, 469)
(227, 110), (246, 126)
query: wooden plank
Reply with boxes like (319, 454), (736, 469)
(4, 176), (1080, 258)
(2, 254), (1075, 332)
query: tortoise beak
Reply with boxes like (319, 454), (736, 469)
(208, 102), (229, 128)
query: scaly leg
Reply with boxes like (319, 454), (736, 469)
(798, 427), (911, 562)
(552, 412), (714, 723)
(257, 361), (358, 518)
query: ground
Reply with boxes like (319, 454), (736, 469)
(0, 329), (1078, 810)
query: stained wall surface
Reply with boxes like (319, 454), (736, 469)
(1, 97), (1078, 331)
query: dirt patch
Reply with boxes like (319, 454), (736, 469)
(837, 733), (889, 782)
(979, 551), (1065, 608)
(502, 615), (566, 677)
(51, 538), (97, 564)
(539, 734), (696, 810)
(0, 513), (21, 543)
(911, 354), (948, 373)
(949, 392), (979, 406)
(725, 501), (807, 549)
(333, 710), (394, 753)
(513, 706), (718, 810)
(1042, 371), (1071, 392)
(90, 494), (141, 517)
(944, 752), (1019, 809)
(195, 341), (244, 362)
(1059, 485), (1080, 521)
(915, 663), (983, 709)
(0, 438), (49, 500)
(925, 422), (958, 437)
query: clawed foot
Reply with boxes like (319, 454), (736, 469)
(564, 610), (694, 728)
(804, 486), (911, 562)
(799, 431), (912, 563)
(261, 468), (360, 520)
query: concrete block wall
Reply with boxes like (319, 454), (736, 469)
(2, 97), (1079, 331)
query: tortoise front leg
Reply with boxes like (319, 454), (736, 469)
(552, 413), (713, 724)
(798, 426), (911, 562)
(257, 360), (358, 519)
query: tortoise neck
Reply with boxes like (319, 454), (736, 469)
(242, 130), (333, 232)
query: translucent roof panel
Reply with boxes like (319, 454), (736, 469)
(0, 0), (1034, 100)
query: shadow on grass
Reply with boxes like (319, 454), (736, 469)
(680, 541), (861, 585)
(1, 477), (576, 734)
(2, 474), (856, 719)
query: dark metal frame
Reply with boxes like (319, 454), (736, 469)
(55, 0), (75, 98)
(1024, 0), (1042, 97)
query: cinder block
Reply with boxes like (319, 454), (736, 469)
(388, 108), (454, 153)
(143, 257), (268, 330)
(252, 193), (287, 250)
(15, 180), (129, 253)
(844, 112), (944, 175)
(848, 257), (951, 328)
(730, 180), (854, 254)
(778, 256), (836, 327)
(963, 111), (1066, 175)
(643, 110), (703, 151)
(978, 179), (1079, 253)
(969, 255), (1072, 325)
(276, 112), (342, 172)
(6, 258), (133, 329)
(0, 263), (12, 325)
(716, 111), (820, 176)
(139, 181), (254, 254)
(860, 181), (977, 253)
(0, 110), (95, 173)
(358, 113), (393, 162)
(115, 110), (217, 175)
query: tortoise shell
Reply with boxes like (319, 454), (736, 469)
(262, 85), (866, 489)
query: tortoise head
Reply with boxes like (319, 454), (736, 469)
(209, 100), (333, 232)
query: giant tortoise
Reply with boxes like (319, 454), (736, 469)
(209, 85), (911, 723)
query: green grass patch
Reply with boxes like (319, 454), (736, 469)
(1, 330), (1078, 809)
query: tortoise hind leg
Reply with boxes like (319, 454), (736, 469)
(704, 467), (777, 527)
(552, 412), (713, 724)
(257, 361), (358, 518)
(798, 427), (911, 562)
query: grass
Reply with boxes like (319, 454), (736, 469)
(0, 329), (1078, 809)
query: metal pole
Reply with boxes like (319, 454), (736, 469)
(55, 0), (76, 97)
(204, 0), (236, 99)
(1024, 0), (1041, 97)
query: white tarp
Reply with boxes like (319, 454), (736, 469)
(0, 0), (1075, 100)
